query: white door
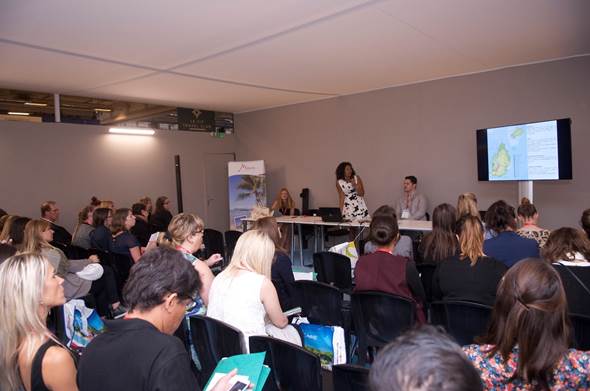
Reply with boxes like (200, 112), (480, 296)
(203, 153), (235, 232)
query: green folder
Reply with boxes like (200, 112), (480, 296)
(204, 351), (270, 391)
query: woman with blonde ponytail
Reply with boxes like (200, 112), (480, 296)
(0, 253), (78, 391)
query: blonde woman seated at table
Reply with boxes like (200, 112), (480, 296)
(207, 230), (301, 348)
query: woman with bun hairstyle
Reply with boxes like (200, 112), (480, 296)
(464, 259), (589, 389)
(516, 197), (551, 247)
(354, 213), (426, 323)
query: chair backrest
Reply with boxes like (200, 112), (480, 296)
(189, 315), (244, 385)
(294, 280), (344, 326)
(352, 291), (415, 364)
(203, 228), (225, 259)
(224, 230), (242, 263)
(249, 335), (322, 391)
(430, 300), (493, 346)
(570, 313), (590, 351)
(332, 364), (370, 391)
(65, 245), (91, 260)
(415, 263), (437, 303)
(313, 252), (352, 292)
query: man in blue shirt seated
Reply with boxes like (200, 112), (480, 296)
(483, 200), (539, 267)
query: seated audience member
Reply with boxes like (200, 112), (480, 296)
(139, 196), (153, 220)
(72, 205), (95, 249)
(7, 216), (31, 250)
(164, 213), (221, 313)
(0, 243), (16, 263)
(111, 208), (141, 263)
(395, 175), (428, 221)
(130, 202), (152, 247)
(582, 208), (590, 240)
(516, 197), (551, 247)
(0, 208), (7, 219)
(253, 216), (296, 311)
(542, 227), (590, 316)
(40, 201), (72, 246)
(419, 204), (459, 264)
(0, 215), (19, 243)
(354, 214), (426, 323)
(0, 253), (78, 391)
(370, 325), (483, 391)
(77, 247), (238, 391)
(483, 200), (539, 268)
(23, 219), (124, 316)
(0, 213), (9, 233)
(364, 205), (414, 260)
(270, 188), (296, 250)
(207, 230), (300, 347)
(89, 207), (113, 252)
(149, 196), (173, 232)
(456, 192), (494, 240)
(464, 259), (589, 389)
(98, 200), (115, 211)
(432, 216), (506, 306)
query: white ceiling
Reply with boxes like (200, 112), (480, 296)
(1, 0), (589, 113)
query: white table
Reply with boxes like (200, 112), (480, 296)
(242, 216), (432, 266)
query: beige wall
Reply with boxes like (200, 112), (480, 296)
(235, 56), (590, 229)
(0, 121), (236, 232)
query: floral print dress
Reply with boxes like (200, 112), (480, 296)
(463, 344), (590, 390)
(338, 177), (369, 221)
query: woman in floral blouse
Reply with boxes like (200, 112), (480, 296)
(463, 258), (589, 390)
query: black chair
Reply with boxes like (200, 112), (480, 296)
(313, 252), (352, 293)
(203, 228), (225, 260)
(294, 280), (344, 326)
(416, 263), (437, 304)
(430, 300), (493, 346)
(64, 244), (91, 260)
(351, 291), (415, 365)
(224, 230), (242, 264)
(570, 313), (590, 350)
(189, 315), (245, 387)
(332, 364), (370, 391)
(249, 335), (322, 391)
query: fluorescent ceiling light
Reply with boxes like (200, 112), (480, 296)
(8, 112), (30, 116)
(94, 108), (112, 112)
(109, 127), (155, 136)
(24, 102), (47, 107)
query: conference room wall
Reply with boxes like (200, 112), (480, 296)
(0, 121), (236, 232)
(235, 56), (590, 229)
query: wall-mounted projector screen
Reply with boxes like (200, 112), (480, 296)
(477, 118), (572, 181)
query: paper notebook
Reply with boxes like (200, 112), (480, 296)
(204, 352), (270, 391)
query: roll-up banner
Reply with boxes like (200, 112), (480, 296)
(228, 160), (266, 231)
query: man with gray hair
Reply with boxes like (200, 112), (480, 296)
(369, 325), (483, 391)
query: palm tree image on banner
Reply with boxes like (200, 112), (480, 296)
(228, 160), (267, 231)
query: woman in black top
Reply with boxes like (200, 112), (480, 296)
(253, 216), (297, 311)
(149, 196), (173, 232)
(433, 215), (506, 306)
(90, 207), (113, 252)
(542, 227), (590, 316)
(0, 253), (78, 391)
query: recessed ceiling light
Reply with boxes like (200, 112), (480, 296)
(94, 108), (112, 112)
(109, 127), (155, 136)
(8, 112), (30, 116)
(24, 102), (47, 107)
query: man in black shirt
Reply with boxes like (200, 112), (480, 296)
(77, 247), (237, 391)
(130, 202), (153, 247)
(40, 201), (72, 246)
